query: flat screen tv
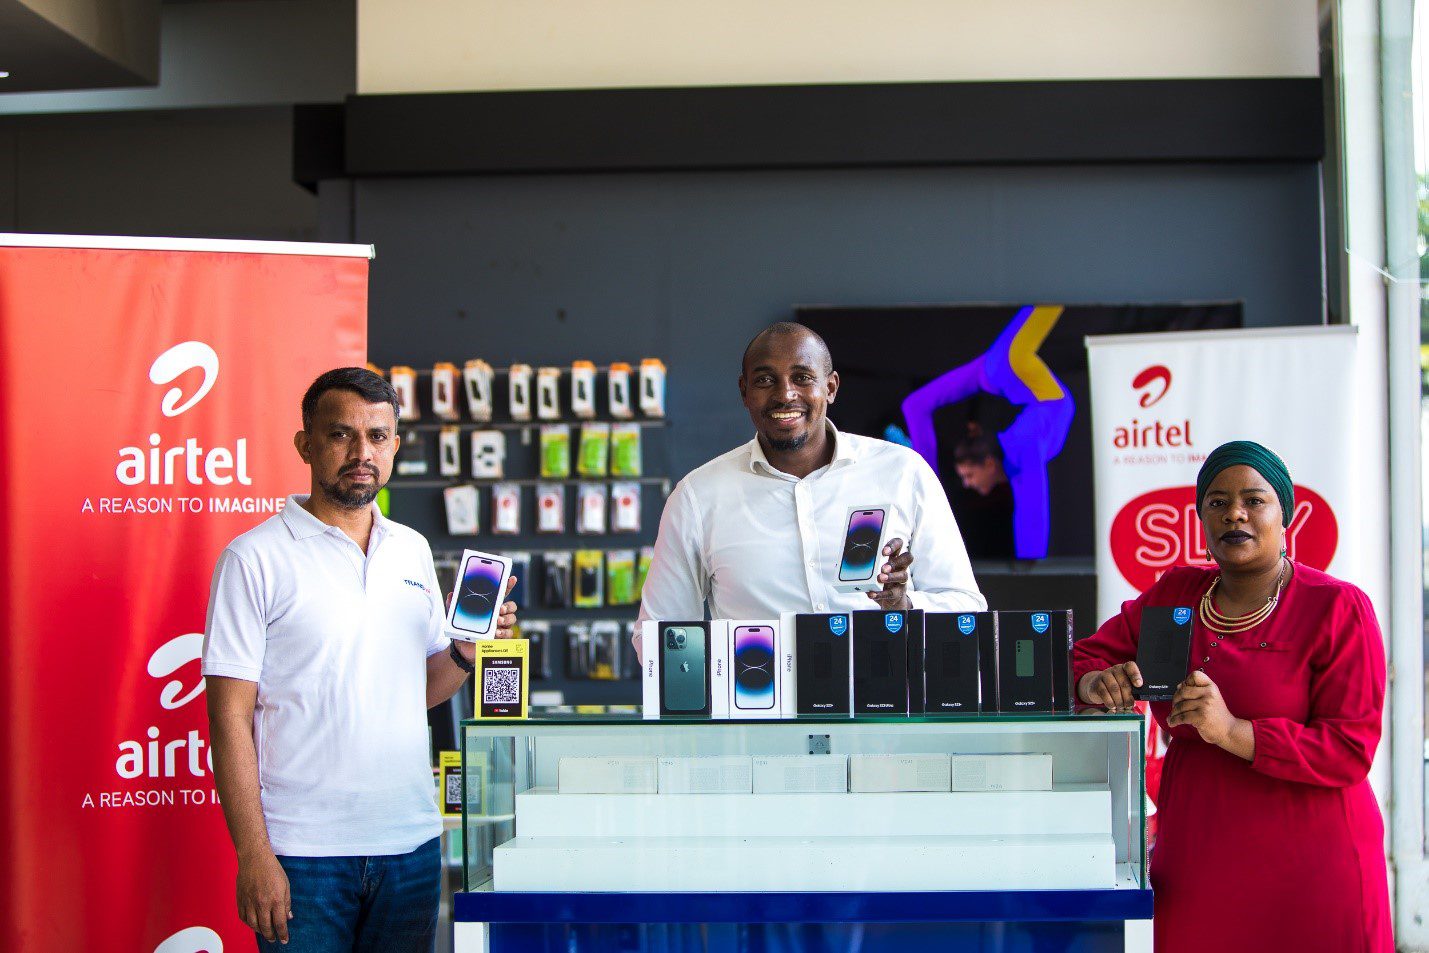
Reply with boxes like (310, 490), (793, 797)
(796, 303), (1241, 561)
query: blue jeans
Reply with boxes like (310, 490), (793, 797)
(257, 837), (440, 953)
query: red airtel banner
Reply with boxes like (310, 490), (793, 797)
(0, 236), (368, 952)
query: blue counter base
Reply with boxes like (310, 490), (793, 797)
(456, 889), (1153, 953)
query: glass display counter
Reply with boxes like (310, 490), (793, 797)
(455, 714), (1150, 953)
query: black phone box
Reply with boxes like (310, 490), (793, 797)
(978, 615), (1000, 713)
(1049, 610), (1074, 712)
(852, 609), (918, 716)
(995, 611), (1058, 714)
(1134, 606), (1194, 701)
(792, 613), (851, 716)
(922, 612), (988, 713)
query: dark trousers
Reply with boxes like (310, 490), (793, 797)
(256, 836), (441, 953)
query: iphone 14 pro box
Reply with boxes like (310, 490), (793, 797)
(832, 504), (892, 593)
(921, 612), (987, 714)
(727, 620), (784, 718)
(852, 609), (919, 716)
(1134, 606), (1194, 701)
(640, 621), (727, 719)
(995, 611), (1063, 714)
(783, 612), (851, 716)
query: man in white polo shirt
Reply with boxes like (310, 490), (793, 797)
(203, 367), (516, 951)
(637, 323), (984, 648)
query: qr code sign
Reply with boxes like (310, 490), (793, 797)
(483, 666), (521, 704)
(444, 772), (462, 806)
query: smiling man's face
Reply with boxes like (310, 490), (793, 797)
(738, 329), (839, 454)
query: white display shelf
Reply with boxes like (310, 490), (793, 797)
(494, 832), (1117, 892)
(512, 785), (1112, 839)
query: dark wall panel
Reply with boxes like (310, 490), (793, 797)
(347, 162), (1322, 481)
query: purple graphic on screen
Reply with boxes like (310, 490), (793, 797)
(733, 625), (776, 710)
(899, 305), (1074, 560)
(454, 556), (503, 636)
(839, 509), (885, 581)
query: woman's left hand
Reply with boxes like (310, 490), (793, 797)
(1167, 670), (1237, 745)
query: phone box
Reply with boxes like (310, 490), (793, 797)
(922, 612), (988, 714)
(446, 550), (513, 641)
(995, 611), (1060, 713)
(472, 639), (528, 720)
(432, 362), (459, 421)
(833, 504), (892, 593)
(608, 362), (634, 419)
(949, 753), (1053, 792)
(463, 359), (494, 421)
(508, 364), (533, 420)
(641, 620), (727, 719)
(848, 754), (951, 793)
(638, 358), (667, 417)
(784, 612), (851, 716)
(557, 756), (658, 794)
(657, 756), (753, 794)
(390, 366), (418, 421)
(443, 485), (479, 535)
(978, 613), (1000, 712)
(852, 609), (918, 716)
(1051, 611), (1074, 712)
(751, 755), (848, 794)
(536, 367), (562, 421)
(438, 426), (462, 477)
(1135, 606), (1194, 702)
(571, 360), (597, 418)
(727, 619), (782, 719)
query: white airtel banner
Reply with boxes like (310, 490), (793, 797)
(1085, 325), (1368, 626)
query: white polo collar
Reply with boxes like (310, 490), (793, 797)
(747, 420), (858, 477)
(281, 493), (388, 542)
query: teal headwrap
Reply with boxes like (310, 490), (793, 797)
(1195, 440), (1294, 527)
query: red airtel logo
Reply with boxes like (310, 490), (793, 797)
(1132, 364), (1172, 408)
(1110, 484), (1338, 591)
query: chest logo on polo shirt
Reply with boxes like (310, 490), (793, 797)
(403, 578), (432, 596)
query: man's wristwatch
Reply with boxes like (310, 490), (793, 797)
(449, 641), (475, 675)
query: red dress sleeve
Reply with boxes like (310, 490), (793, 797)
(1249, 584), (1386, 787)
(1071, 595), (1142, 697)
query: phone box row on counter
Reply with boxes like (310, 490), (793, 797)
(643, 609), (1073, 719)
(642, 620), (794, 719)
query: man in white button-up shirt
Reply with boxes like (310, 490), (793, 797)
(203, 368), (516, 951)
(637, 323), (984, 650)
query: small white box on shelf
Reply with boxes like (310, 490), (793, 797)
(751, 755), (848, 794)
(848, 754), (950, 793)
(949, 753), (1053, 792)
(557, 757), (658, 794)
(657, 756), (753, 794)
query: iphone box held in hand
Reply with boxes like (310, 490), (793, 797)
(833, 504), (892, 593)
(641, 620), (728, 719)
(446, 550), (513, 641)
(784, 612), (851, 716)
(727, 620), (783, 718)
(1134, 606), (1194, 702)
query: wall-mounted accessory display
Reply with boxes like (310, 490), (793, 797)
(444, 485), (480, 535)
(463, 359), (494, 421)
(390, 365), (418, 420)
(536, 366), (562, 421)
(638, 358), (667, 417)
(536, 484), (566, 533)
(491, 482), (521, 534)
(432, 362), (459, 421)
(570, 360), (597, 418)
(608, 362), (634, 419)
(508, 363), (533, 421)
(540, 425), (571, 479)
(576, 483), (608, 535)
(610, 482), (642, 533)
(439, 426), (462, 477)
(470, 430), (506, 478)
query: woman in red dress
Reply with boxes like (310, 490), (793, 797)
(1073, 441), (1391, 953)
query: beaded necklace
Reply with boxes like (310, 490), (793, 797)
(1198, 558), (1288, 635)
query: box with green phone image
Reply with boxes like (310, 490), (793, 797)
(641, 620), (728, 720)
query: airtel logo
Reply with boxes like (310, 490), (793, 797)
(154, 926), (222, 953)
(1109, 484), (1338, 591)
(148, 632), (206, 710)
(1132, 365), (1172, 408)
(150, 341), (220, 417)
